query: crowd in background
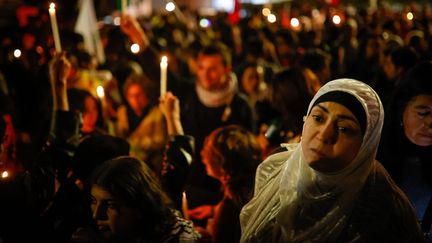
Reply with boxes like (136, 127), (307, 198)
(0, 0), (431, 242)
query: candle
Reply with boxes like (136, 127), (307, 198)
(49, 3), (62, 53)
(122, 0), (127, 13)
(160, 56), (168, 98)
(182, 191), (189, 219)
(96, 85), (105, 99)
(96, 85), (106, 109)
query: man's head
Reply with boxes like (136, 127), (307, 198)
(196, 43), (232, 91)
(383, 46), (419, 81)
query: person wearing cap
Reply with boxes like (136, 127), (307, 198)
(240, 79), (423, 242)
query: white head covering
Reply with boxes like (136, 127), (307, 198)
(240, 79), (384, 242)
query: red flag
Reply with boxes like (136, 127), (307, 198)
(228, 0), (241, 25)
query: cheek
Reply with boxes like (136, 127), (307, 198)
(403, 111), (422, 141)
(106, 210), (119, 232)
(337, 140), (362, 165)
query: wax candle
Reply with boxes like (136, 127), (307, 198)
(49, 3), (62, 53)
(182, 191), (189, 219)
(160, 56), (168, 97)
(122, 0), (127, 13)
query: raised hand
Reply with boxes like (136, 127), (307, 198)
(159, 92), (183, 136)
(49, 52), (71, 110)
(120, 14), (149, 52)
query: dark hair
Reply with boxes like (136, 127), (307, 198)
(203, 125), (261, 179)
(390, 46), (419, 71)
(67, 88), (104, 129)
(72, 135), (130, 182)
(300, 49), (332, 74)
(122, 73), (155, 101)
(270, 67), (313, 135)
(202, 125), (261, 206)
(392, 61), (432, 119)
(199, 42), (232, 67)
(90, 156), (175, 240)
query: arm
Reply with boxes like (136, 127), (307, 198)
(49, 52), (70, 111)
(159, 92), (183, 136)
(120, 14), (150, 53)
(48, 52), (80, 148)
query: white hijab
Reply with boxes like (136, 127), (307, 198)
(240, 79), (384, 242)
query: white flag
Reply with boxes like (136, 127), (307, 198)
(75, 0), (105, 64)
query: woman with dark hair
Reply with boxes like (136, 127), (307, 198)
(198, 125), (261, 243)
(256, 67), (317, 156)
(85, 156), (199, 243)
(115, 73), (167, 175)
(67, 88), (106, 137)
(377, 61), (432, 238)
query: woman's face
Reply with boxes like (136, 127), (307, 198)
(91, 184), (140, 240)
(402, 94), (432, 147)
(82, 96), (98, 131)
(241, 66), (260, 96)
(301, 101), (363, 172)
(126, 84), (148, 115)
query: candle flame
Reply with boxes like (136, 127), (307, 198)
(161, 56), (168, 63)
(1, 171), (8, 179)
(49, 3), (55, 10)
(96, 86), (105, 98)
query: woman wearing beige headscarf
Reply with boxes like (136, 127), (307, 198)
(240, 79), (424, 242)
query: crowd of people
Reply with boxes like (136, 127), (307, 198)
(0, 1), (431, 242)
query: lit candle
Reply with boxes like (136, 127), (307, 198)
(160, 56), (168, 98)
(96, 85), (105, 99)
(182, 191), (189, 219)
(96, 85), (106, 109)
(122, 0), (127, 13)
(49, 3), (62, 53)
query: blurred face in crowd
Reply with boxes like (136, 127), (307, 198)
(402, 95), (432, 147)
(301, 102), (363, 173)
(319, 59), (332, 84)
(303, 68), (322, 95)
(81, 96), (99, 132)
(196, 53), (230, 91)
(382, 55), (398, 81)
(126, 83), (149, 116)
(91, 184), (140, 241)
(241, 66), (260, 96)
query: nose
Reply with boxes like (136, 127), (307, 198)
(93, 203), (108, 221)
(424, 115), (432, 129)
(317, 122), (337, 144)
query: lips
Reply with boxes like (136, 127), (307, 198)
(310, 148), (328, 158)
(97, 224), (109, 232)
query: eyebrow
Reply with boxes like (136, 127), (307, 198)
(414, 105), (432, 110)
(315, 104), (360, 124)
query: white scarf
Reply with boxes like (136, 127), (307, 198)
(240, 79), (384, 242)
(195, 72), (238, 108)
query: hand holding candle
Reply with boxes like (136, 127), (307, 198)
(160, 56), (168, 98)
(49, 3), (62, 53)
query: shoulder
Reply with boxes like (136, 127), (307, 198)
(254, 145), (295, 193)
(348, 162), (424, 242)
(161, 211), (200, 243)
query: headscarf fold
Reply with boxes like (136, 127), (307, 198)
(240, 79), (384, 242)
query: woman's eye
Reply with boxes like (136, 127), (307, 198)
(107, 202), (119, 210)
(417, 111), (430, 118)
(311, 115), (323, 123)
(338, 126), (348, 133)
